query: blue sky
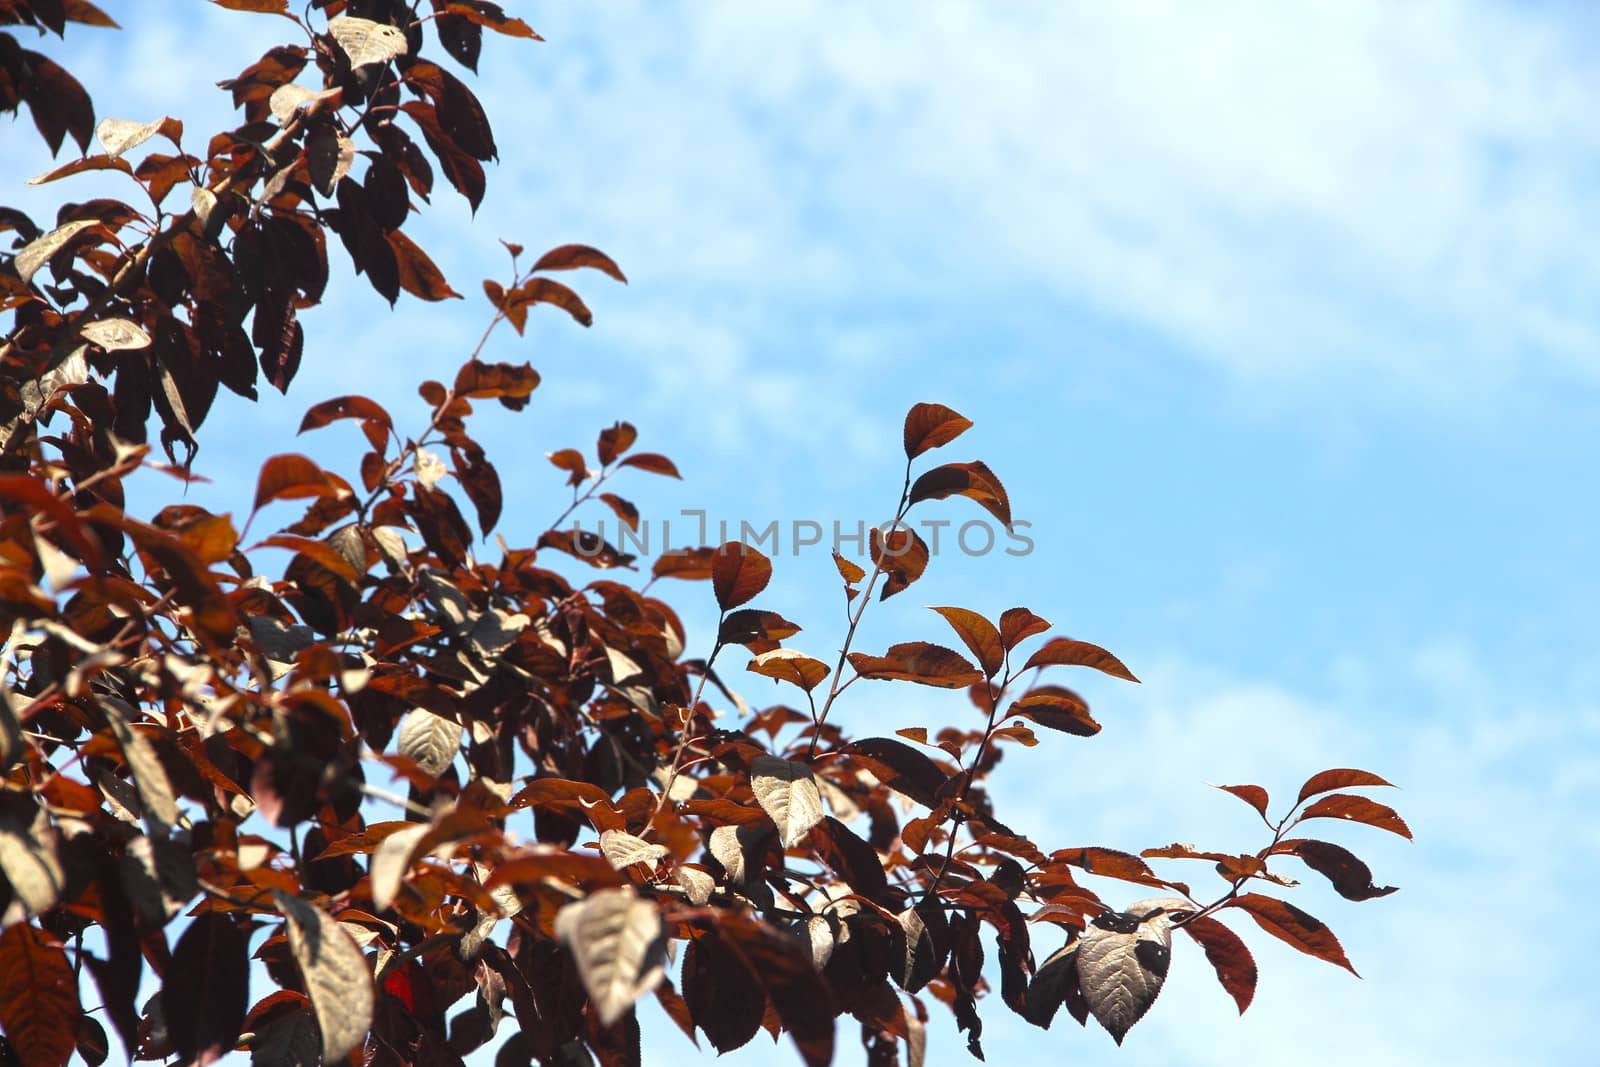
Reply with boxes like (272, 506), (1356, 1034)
(5, 2), (1598, 1065)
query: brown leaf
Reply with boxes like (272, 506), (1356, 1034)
(1020, 636), (1139, 682)
(1178, 914), (1256, 1014)
(297, 395), (393, 434)
(871, 524), (929, 600)
(1229, 893), (1358, 974)
(903, 402), (973, 459)
(273, 892), (376, 1061)
(618, 452), (681, 478)
(166, 913), (250, 1065)
(597, 420), (637, 465)
(848, 642), (983, 688)
(533, 244), (627, 282)
(1297, 794), (1412, 840)
(998, 607), (1051, 650)
(711, 542), (771, 611)
(718, 609), (801, 649)
(652, 547), (716, 580)
(506, 276), (592, 328)
(388, 230), (462, 301)
(1278, 839), (1399, 901)
(746, 648), (830, 692)
(838, 738), (948, 809)
(252, 454), (345, 512)
(1010, 686), (1100, 737)
(453, 359), (540, 404)
(546, 448), (589, 486)
(832, 550), (865, 584)
(1296, 768), (1396, 804)
(1215, 784), (1271, 819)
(907, 460), (1011, 526)
(930, 607), (1004, 677)
(0, 924), (77, 1067)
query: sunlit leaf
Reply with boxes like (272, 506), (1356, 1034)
(711, 542), (771, 611)
(329, 16), (408, 68)
(1229, 893), (1358, 974)
(747, 648), (830, 692)
(1177, 914), (1256, 1014)
(848, 642), (983, 688)
(907, 460), (1011, 526)
(533, 243), (627, 283)
(554, 889), (668, 1027)
(0, 924), (77, 1067)
(273, 892), (376, 1062)
(750, 755), (825, 847)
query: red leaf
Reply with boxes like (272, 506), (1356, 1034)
(618, 452), (681, 478)
(711, 542), (771, 611)
(1297, 794), (1412, 840)
(1179, 915), (1257, 1014)
(848, 642), (984, 689)
(1296, 768), (1396, 805)
(681, 931), (766, 1054)
(252, 454), (344, 512)
(1020, 637), (1139, 683)
(598, 493), (639, 531)
(931, 607), (1004, 677)
(298, 395), (393, 434)
(1229, 893), (1358, 974)
(903, 402), (973, 458)
(533, 243), (627, 283)
(166, 913), (250, 1065)
(0, 924), (78, 1067)
(907, 460), (1011, 526)
(807, 816), (892, 905)
(1215, 784), (1271, 819)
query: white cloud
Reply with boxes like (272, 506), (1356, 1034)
(498, 0), (1600, 414)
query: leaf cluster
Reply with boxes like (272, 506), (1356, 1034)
(0, 4), (1409, 1065)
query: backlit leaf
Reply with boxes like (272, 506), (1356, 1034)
(1229, 893), (1357, 974)
(1214, 784), (1270, 819)
(1021, 637), (1140, 682)
(619, 452), (682, 478)
(252, 454), (344, 512)
(711, 542), (771, 611)
(848, 642), (983, 688)
(533, 243), (627, 283)
(1177, 914), (1256, 1014)
(871, 524), (929, 600)
(929, 608), (1002, 676)
(904, 402), (973, 458)
(907, 460), (1011, 526)
(1296, 768), (1396, 805)
(0, 924), (77, 1067)
(1298, 794), (1412, 840)
(1010, 686), (1100, 737)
